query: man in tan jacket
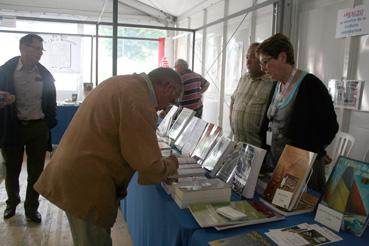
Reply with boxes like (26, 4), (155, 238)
(34, 67), (183, 245)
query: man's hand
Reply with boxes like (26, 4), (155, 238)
(0, 91), (15, 108)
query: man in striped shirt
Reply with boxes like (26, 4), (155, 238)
(174, 59), (209, 118)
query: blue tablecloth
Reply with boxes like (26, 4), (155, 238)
(51, 105), (79, 144)
(189, 212), (369, 245)
(120, 174), (369, 246)
(121, 174), (200, 246)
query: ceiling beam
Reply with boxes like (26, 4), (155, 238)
(118, 0), (176, 26)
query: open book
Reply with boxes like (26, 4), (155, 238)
(263, 145), (317, 212)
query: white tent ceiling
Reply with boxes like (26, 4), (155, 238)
(0, 0), (220, 25)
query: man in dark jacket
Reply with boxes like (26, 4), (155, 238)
(0, 33), (57, 223)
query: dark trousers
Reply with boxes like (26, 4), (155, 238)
(1, 120), (49, 213)
(195, 106), (203, 118)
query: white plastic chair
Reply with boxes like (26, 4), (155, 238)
(325, 131), (355, 180)
(363, 149), (369, 162)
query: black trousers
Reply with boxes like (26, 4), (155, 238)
(1, 120), (49, 213)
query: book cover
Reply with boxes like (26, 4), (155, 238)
(316, 156), (369, 237)
(181, 119), (208, 155)
(208, 231), (274, 246)
(202, 136), (236, 172)
(214, 145), (241, 183)
(260, 192), (318, 216)
(157, 105), (179, 137)
(232, 143), (267, 199)
(191, 124), (222, 163)
(263, 145), (317, 211)
(174, 117), (200, 151)
(189, 200), (284, 229)
(168, 108), (195, 140)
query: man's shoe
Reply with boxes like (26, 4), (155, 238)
(4, 207), (16, 219)
(26, 211), (42, 223)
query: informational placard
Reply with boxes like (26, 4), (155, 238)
(327, 79), (364, 110)
(336, 4), (369, 38)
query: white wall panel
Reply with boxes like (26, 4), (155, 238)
(297, 0), (348, 83)
(229, 0), (253, 15)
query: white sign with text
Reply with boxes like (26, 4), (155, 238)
(336, 4), (369, 38)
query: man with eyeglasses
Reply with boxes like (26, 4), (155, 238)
(230, 43), (275, 149)
(0, 33), (57, 223)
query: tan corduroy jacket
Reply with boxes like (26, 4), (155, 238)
(35, 74), (178, 228)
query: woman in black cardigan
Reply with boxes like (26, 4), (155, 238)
(256, 33), (339, 192)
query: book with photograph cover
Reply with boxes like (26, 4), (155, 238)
(181, 119), (208, 155)
(214, 143), (242, 183)
(232, 143), (267, 199)
(191, 124), (222, 164)
(263, 145), (317, 211)
(202, 136), (236, 172)
(189, 200), (284, 230)
(208, 231), (274, 246)
(157, 105), (180, 137)
(315, 156), (369, 237)
(168, 107), (195, 140)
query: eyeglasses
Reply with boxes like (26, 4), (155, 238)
(260, 56), (273, 66)
(26, 45), (45, 52)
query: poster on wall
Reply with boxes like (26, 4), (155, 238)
(336, 4), (369, 38)
(327, 79), (364, 110)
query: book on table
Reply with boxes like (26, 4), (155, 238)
(262, 145), (317, 212)
(181, 119), (208, 155)
(314, 156), (369, 237)
(191, 123), (222, 164)
(168, 108), (195, 141)
(172, 178), (231, 208)
(157, 105), (180, 137)
(212, 142), (267, 199)
(188, 200), (284, 230)
(231, 143), (267, 199)
(202, 136), (236, 173)
(208, 231), (274, 246)
(265, 223), (342, 246)
(174, 116), (200, 151)
(260, 191), (319, 216)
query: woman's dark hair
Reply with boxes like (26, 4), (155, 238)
(256, 33), (295, 65)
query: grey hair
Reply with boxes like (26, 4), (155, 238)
(19, 34), (43, 48)
(148, 67), (184, 96)
(174, 59), (189, 70)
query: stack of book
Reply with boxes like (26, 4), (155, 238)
(172, 178), (231, 208)
(189, 200), (284, 230)
(260, 145), (317, 215)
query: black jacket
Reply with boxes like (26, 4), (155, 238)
(286, 73), (339, 157)
(0, 56), (57, 149)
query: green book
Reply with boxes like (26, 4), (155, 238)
(189, 200), (284, 230)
